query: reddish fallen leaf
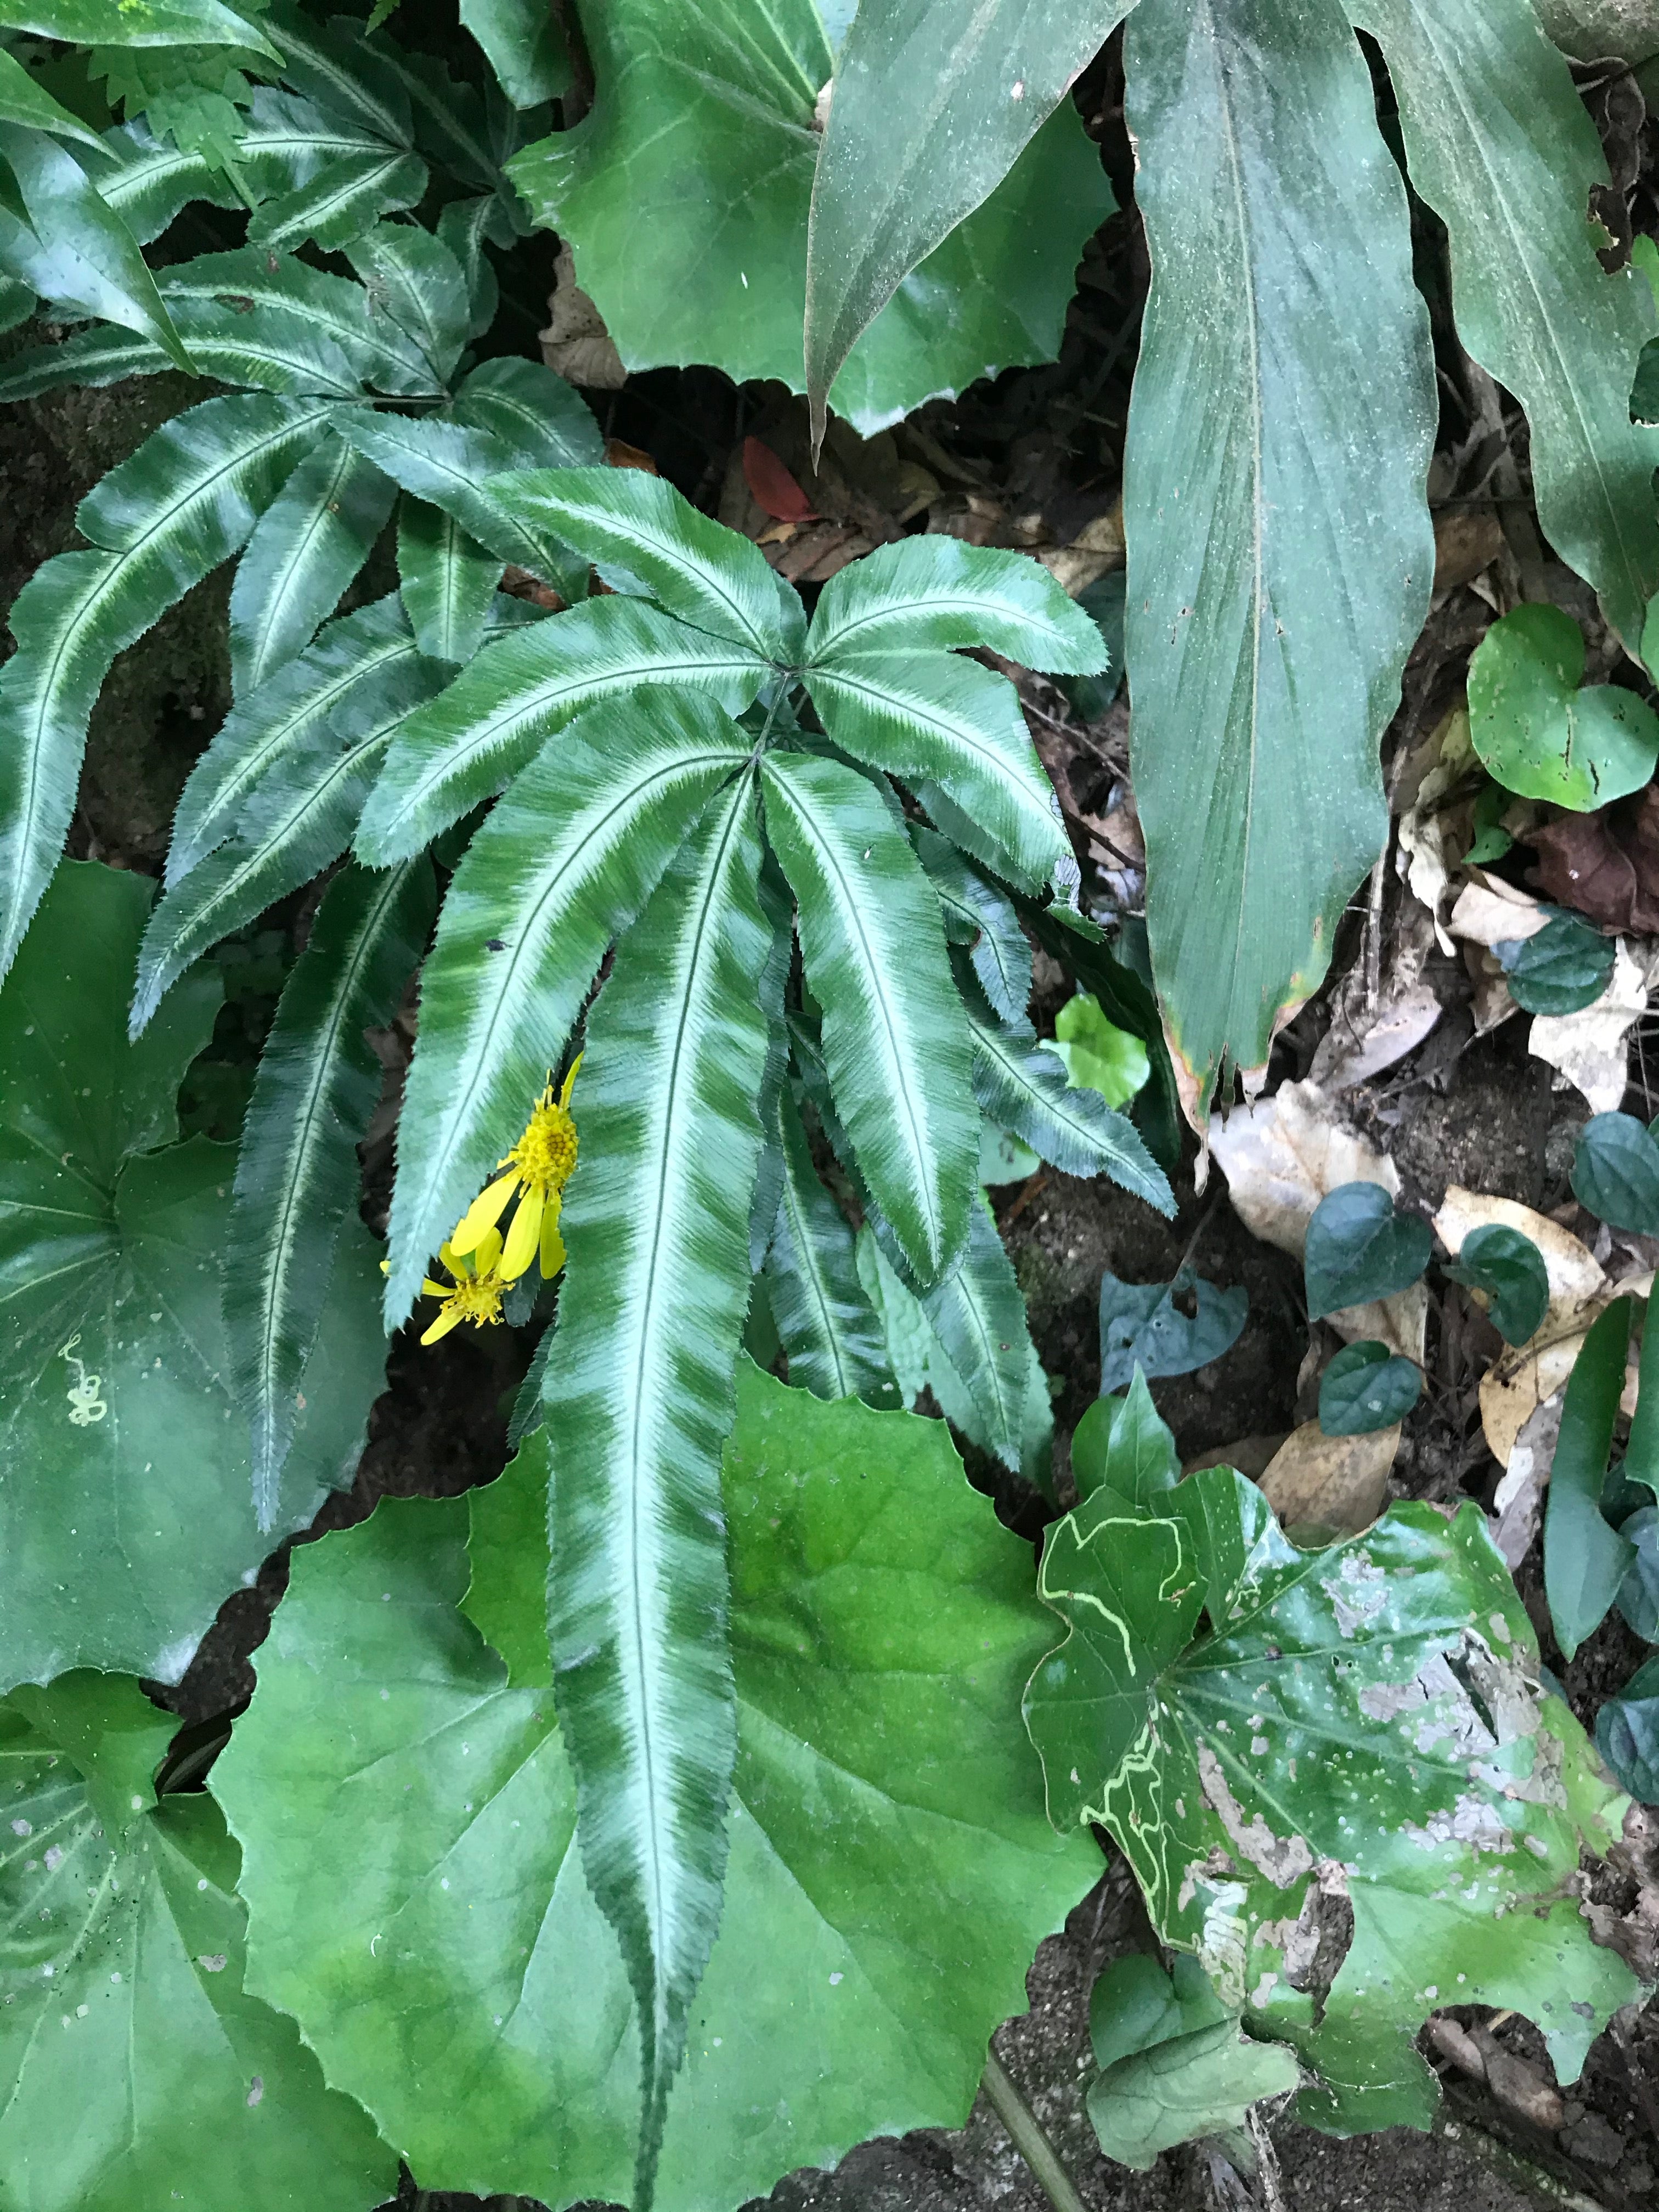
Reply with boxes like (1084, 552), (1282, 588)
(743, 436), (819, 522)
(603, 437), (658, 474)
(1528, 786), (1659, 935)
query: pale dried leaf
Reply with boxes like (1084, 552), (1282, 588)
(1528, 937), (1650, 1113)
(1490, 1390), (1561, 1568)
(1433, 1186), (1606, 1317)
(540, 243), (627, 390)
(1210, 1079), (1425, 1359)
(1447, 871), (1547, 949)
(1257, 1418), (1399, 1536)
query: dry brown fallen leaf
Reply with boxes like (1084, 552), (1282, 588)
(1446, 868), (1547, 948)
(1308, 898), (1441, 1093)
(1434, 1186), (1608, 1468)
(1209, 1079), (1426, 1361)
(1528, 786), (1659, 935)
(1491, 1391), (1560, 1568)
(539, 242), (627, 390)
(1256, 1419), (1400, 1537)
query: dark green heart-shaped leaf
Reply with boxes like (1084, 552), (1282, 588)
(1304, 1181), (1431, 1319)
(1595, 1654), (1659, 1801)
(1616, 1507), (1659, 1642)
(1098, 1266), (1248, 1393)
(1498, 910), (1615, 1014)
(218, 1362), (1096, 2209)
(0, 1673), (396, 2212)
(1469, 605), (1659, 809)
(1571, 1112), (1659, 1234)
(0, 861), (385, 1690)
(1318, 1340), (1421, 1435)
(1443, 1223), (1550, 1346)
(1024, 1468), (1638, 2130)
(1545, 1297), (1637, 1661)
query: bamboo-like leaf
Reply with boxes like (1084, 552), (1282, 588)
(805, 535), (1106, 671)
(759, 751), (975, 1286)
(384, 690), (752, 1318)
(247, 148), (428, 254)
(344, 219), (471, 384)
(229, 436), (396, 696)
(1122, 0), (1436, 1113)
(1351, 0), (1659, 645)
(965, 981), (1172, 1209)
(911, 825), (1032, 1022)
(0, 393), (330, 987)
(333, 409), (579, 590)
(543, 769), (773, 2204)
(396, 496), (501, 664)
(490, 464), (805, 659)
(0, 47), (105, 148)
(920, 1195), (1031, 1470)
(0, 121), (191, 369)
(804, 651), (1068, 892)
(229, 859), (434, 1526)
(452, 355), (604, 469)
(766, 1082), (896, 1406)
(133, 646), (449, 1029)
(170, 592), (429, 880)
(356, 596), (770, 865)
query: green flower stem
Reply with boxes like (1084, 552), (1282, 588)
(980, 2049), (1091, 2212)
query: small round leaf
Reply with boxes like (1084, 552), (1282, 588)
(1443, 1223), (1550, 1346)
(1304, 1181), (1431, 1319)
(1571, 1113), (1659, 1235)
(1318, 1340), (1421, 1436)
(1503, 912), (1614, 1015)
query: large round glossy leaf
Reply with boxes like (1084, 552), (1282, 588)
(0, 1672), (396, 2212)
(217, 1361), (1097, 2209)
(0, 862), (386, 1689)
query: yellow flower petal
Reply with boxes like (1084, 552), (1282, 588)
(540, 1201), (565, 1278)
(437, 1241), (471, 1280)
(450, 1171), (520, 1255)
(421, 1278), (448, 1299)
(559, 1054), (582, 1108)
(501, 1187), (544, 1279)
(420, 1303), (466, 1345)
(475, 1226), (505, 1273)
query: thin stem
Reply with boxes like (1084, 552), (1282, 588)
(980, 2049), (1092, 2212)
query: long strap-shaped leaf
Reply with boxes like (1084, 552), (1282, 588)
(356, 596), (770, 865)
(766, 1084), (896, 1405)
(452, 357), (605, 470)
(964, 982), (1172, 1209)
(0, 393), (331, 986)
(228, 857), (435, 1528)
(1351, 0), (1659, 647)
(1122, 0), (1436, 1117)
(489, 465), (805, 660)
(0, 293), (368, 404)
(920, 1195), (1033, 1470)
(229, 436), (396, 696)
(156, 249), (438, 394)
(806, 535), (1105, 669)
(134, 648), (449, 1029)
(804, 650), (1069, 893)
(247, 149), (428, 257)
(544, 770), (773, 2207)
(170, 593), (429, 880)
(911, 825), (1032, 1022)
(804, 0), (1139, 437)
(759, 751), (975, 1286)
(384, 690), (753, 1319)
(395, 496), (502, 665)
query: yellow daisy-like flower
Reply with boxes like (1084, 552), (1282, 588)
(449, 1058), (581, 1283)
(416, 1230), (514, 1344)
